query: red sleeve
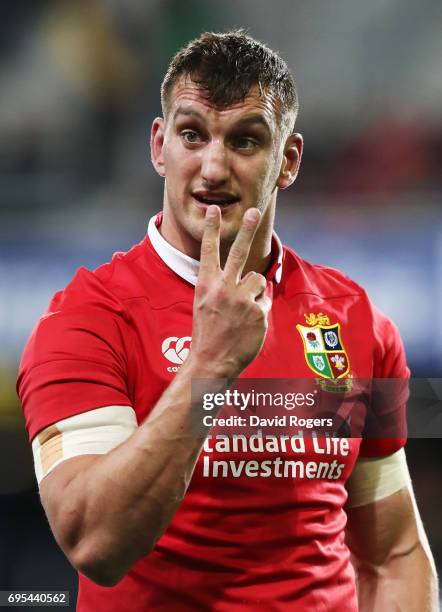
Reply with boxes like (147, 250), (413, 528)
(17, 270), (132, 442)
(358, 305), (410, 458)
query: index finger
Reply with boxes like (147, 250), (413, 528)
(223, 208), (261, 282)
(198, 205), (221, 281)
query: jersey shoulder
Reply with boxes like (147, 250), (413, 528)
(21, 239), (152, 379)
(46, 236), (156, 317)
(281, 245), (408, 375)
(281, 245), (366, 299)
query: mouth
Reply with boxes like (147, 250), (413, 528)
(192, 192), (240, 211)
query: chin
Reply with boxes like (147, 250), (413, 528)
(178, 202), (245, 245)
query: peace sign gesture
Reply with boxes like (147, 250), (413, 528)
(191, 205), (272, 378)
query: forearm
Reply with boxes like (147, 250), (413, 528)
(354, 543), (438, 611)
(44, 358), (227, 585)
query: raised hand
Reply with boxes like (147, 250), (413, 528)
(189, 205), (272, 378)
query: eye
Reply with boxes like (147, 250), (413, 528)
(234, 137), (259, 151)
(181, 130), (202, 144)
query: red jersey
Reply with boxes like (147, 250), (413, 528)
(18, 214), (409, 611)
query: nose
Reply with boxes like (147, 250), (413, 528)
(200, 140), (230, 188)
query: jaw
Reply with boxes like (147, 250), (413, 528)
(160, 187), (277, 263)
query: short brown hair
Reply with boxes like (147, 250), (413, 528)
(161, 30), (299, 133)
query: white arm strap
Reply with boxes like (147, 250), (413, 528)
(346, 448), (410, 508)
(32, 405), (137, 484)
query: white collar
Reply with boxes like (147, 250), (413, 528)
(148, 214), (283, 286)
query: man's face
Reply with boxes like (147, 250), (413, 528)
(152, 77), (292, 247)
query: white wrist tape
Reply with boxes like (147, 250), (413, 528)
(346, 448), (410, 508)
(32, 405), (137, 484)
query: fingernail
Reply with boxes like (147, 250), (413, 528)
(206, 205), (218, 219)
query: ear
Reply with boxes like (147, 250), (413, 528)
(276, 133), (303, 189)
(150, 117), (166, 177)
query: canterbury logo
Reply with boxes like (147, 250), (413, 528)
(162, 336), (192, 365)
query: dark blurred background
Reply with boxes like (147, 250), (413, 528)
(1, 0), (441, 608)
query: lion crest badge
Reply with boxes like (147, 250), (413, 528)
(296, 312), (350, 379)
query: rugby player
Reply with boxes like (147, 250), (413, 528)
(18, 31), (437, 610)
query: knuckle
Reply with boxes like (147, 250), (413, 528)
(200, 241), (214, 257)
(230, 246), (246, 262)
(239, 295), (251, 308)
(244, 274), (266, 295)
(231, 291), (248, 309)
(215, 285), (228, 303)
(247, 304), (266, 325)
(196, 281), (209, 295)
(256, 277), (267, 292)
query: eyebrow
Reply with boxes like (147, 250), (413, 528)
(173, 107), (205, 122)
(173, 106), (272, 134)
